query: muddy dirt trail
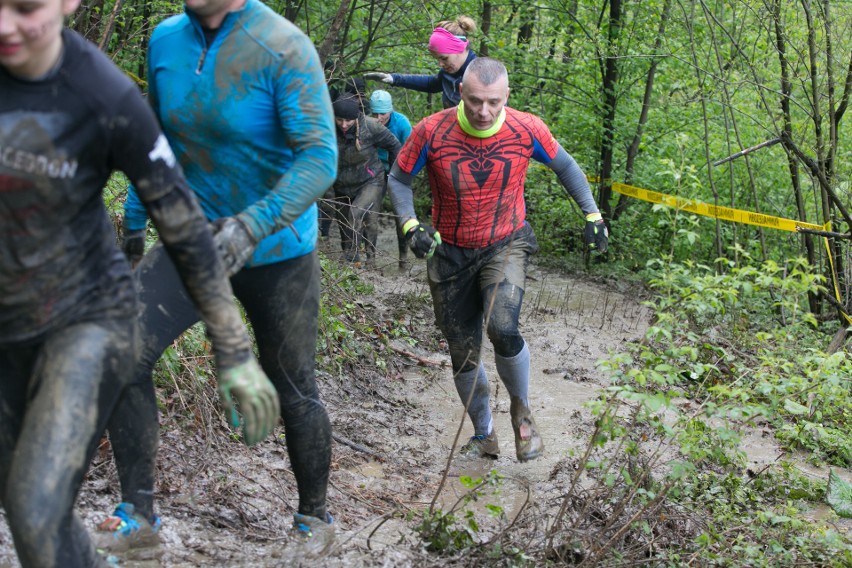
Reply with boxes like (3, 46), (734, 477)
(0, 222), (848, 566)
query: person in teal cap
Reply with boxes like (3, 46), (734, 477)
(370, 90), (412, 268)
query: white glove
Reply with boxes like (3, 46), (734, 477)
(364, 72), (393, 85)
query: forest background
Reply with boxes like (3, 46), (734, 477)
(69, 0), (852, 565)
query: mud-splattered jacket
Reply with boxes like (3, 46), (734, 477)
(333, 115), (401, 195)
(125, 0), (337, 266)
(391, 50), (476, 108)
(0, 30), (250, 363)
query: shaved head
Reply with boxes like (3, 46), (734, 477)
(462, 57), (508, 87)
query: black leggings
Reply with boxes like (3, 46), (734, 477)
(107, 246), (331, 521)
(0, 318), (134, 568)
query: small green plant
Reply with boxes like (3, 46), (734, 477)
(413, 508), (477, 553)
(412, 470), (505, 554)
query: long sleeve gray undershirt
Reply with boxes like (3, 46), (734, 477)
(549, 145), (599, 216)
(388, 164), (416, 222)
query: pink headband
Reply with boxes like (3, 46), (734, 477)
(428, 27), (469, 54)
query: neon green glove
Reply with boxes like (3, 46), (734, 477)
(402, 218), (442, 259)
(584, 212), (609, 253)
(217, 358), (280, 446)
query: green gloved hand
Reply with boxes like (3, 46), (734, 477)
(217, 358), (280, 446)
(583, 212), (609, 253)
(402, 218), (442, 259)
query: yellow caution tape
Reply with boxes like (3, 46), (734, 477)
(822, 223), (852, 324)
(584, 175), (827, 232)
(584, 175), (850, 322)
(610, 181), (827, 233)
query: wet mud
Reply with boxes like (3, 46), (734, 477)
(1, 220), (849, 565)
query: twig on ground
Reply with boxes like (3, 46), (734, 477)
(333, 432), (385, 460)
(387, 343), (446, 367)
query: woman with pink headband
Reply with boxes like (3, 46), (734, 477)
(365, 16), (477, 108)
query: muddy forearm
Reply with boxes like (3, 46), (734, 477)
(145, 186), (252, 369)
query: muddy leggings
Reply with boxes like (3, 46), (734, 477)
(106, 246), (331, 522)
(427, 227), (537, 373)
(333, 179), (383, 261)
(436, 281), (525, 373)
(0, 318), (134, 568)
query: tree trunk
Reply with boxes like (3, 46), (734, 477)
(317, 0), (352, 65)
(353, 0), (393, 71)
(138, 0), (151, 81)
(98, 0), (125, 52)
(284, 0), (304, 22)
(772, 0), (819, 313)
(73, 0), (106, 43)
(598, 0), (622, 219)
(613, 0), (671, 221)
(480, 1), (491, 57)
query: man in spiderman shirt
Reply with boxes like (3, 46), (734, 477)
(387, 57), (608, 462)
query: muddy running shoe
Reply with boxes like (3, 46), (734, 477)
(459, 430), (500, 458)
(293, 512), (335, 556)
(510, 398), (544, 462)
(94, 502), (161, 554)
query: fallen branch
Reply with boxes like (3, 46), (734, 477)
(332, 432), (385, 460)
(387, 343), (446, 367)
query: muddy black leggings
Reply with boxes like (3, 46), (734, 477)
(0, 318), (134, 568)
(107, 246), (331, 522)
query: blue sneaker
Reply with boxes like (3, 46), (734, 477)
(95, 502), (161, 553)
(292, 512), (335, 555)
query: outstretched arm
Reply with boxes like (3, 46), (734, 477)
(388, 163), (441, 259)
(546, 145), (608, 252)
(390, 73), (442, 94)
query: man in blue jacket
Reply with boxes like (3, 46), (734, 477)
(101, 0), (338, 555)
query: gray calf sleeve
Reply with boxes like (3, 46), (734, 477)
(495, 341), (530, 406)
(453, 362), (493, 436)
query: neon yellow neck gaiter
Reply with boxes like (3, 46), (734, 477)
(456, 101), (506, 138)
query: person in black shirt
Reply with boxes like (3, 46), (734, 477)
(0, 0), (279, 565)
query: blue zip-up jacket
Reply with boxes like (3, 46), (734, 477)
(377, 111), (412, 172)
(390, 50), (476, 108)
(125, 0), (337, 266)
